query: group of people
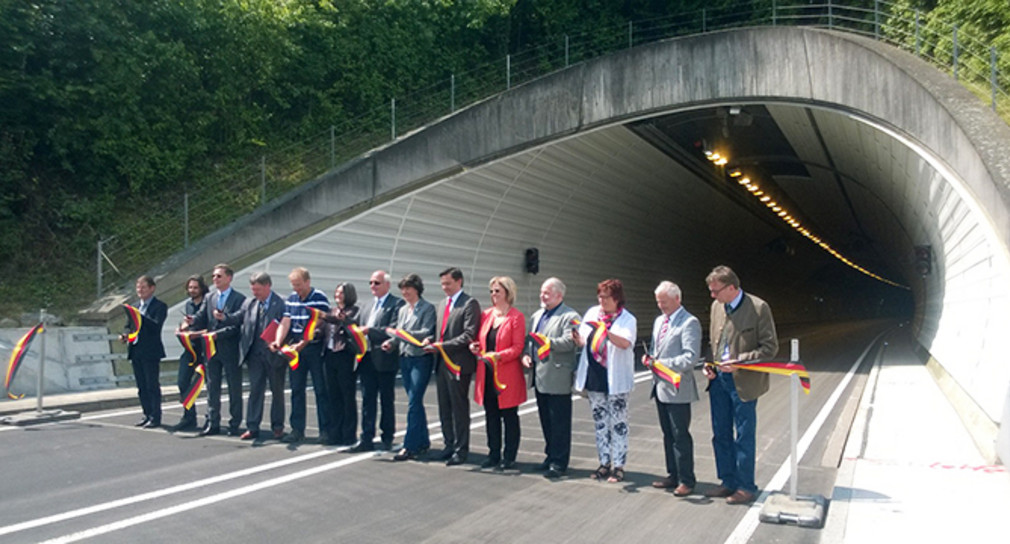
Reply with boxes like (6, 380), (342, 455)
(122, 264), (777, 504)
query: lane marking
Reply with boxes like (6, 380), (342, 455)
(723, 329), (888, 544)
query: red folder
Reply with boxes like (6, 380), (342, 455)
(260, 319), (280, 344)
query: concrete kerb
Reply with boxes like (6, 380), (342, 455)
(0, 386), (176, 419)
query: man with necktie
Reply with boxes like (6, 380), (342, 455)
(121, 275), (167, 428)
(423, 267), (480, 466)
(350, 270), (403, 452)
(521, 277), (580, 479)
(644, 281), (701, 496)
(703, 265), (778, 505)
(232, 272), (287, 441)
(190, 263), (247, 436)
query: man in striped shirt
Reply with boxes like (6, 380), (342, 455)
(273, 267), (331, 443)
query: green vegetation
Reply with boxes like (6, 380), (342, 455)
(0, 0), (1005, 319)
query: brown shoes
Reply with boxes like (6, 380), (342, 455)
(705, 485), (735, 498)
(726, 490), (756, 504)
(651, 477), (677, 489)
(673, 484), (694, 497)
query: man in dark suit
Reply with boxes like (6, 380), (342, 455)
(233, 272), (287, 441)
(121, 275), (168, 428)
(522, 277), (580, 478)
(350, 270), (404, 452)
(190, 263), (247, 436)
(703, 265), (778, 505)
(423, 267), (480, 466)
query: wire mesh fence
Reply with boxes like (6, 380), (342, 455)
(96, 0), (1010, 297)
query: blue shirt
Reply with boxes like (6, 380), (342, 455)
(284, 288), (331, 336)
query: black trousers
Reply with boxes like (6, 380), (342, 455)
(176, 360), (197, 424)
(246, 349), (286, 433)
(323, 348), (358, 444)
(436, 364), (471, 456)
(483, 372), (519, 463)
(655, 399), (696, 486)
(536, 389), (572, 469)
(132, 354), (161, 422)
(357, 352), (396, 444)
(206, 353), (243, 430)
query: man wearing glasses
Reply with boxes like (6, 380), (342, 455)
(190, 263), (247, 436)
(703, 265), (778, 505)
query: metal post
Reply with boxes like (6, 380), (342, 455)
(953, 25), (959, 81)
(260, 155), (266, 204)
(450, 74), (456, 112)
(96, 238), (103, 298)
(36, 308), (46, 412)
(183, 192), (189, 248)
(828, 0), (834, 30)
(565, 35), (569, 67)
(506, 55), (511, 90)
(772, 0), (777, 26)
(874, 0), (880, 40)
(915, 11), (921, 56)
(329, 125), (335, 168)
(391, 98), (396, 140)
(790, 338), (800, 501)
(628, 21), (633, 48)
(992, 47), (998, 112)
(702, 9), (707, 33)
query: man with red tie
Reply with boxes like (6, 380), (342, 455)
(423, 267), (480, 466)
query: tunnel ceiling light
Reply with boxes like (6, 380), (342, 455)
(723, 169), (908, 290)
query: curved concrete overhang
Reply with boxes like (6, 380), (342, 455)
(157, 27), (1010, 458)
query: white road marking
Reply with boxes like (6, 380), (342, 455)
(723, 330), (887, 544)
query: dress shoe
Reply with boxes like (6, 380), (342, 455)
(240, 430), (259, 440)
(379, 440), (394, 452)
(534, 459), (551, 471)
(199, 425), (221, 437)
(481, 458), (501, 469)
(142, 420), (161, 429)
(393, 449), (416, 461)
(272, 428), (286, 440)
(498, 460), (517, 471)
(445, 453), (466, 466)
(544, 465), (565, 479)
(673, 484), (694, 497)
(652, 476), (677, 489)
(227, 427), (242, 437)
(283, 429), (304, 443)
(705, 485), (735, 498)
(318, 431), (330, 445)
(135, 417), (151, 427)
(171, 419), (198, 432)
(437, 448), (455, 461)
(726, 490), (755, 505)
(349, 441), (374, 453)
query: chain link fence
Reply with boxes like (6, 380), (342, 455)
(96, 0), (1010, 296)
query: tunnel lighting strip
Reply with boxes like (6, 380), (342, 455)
(717, 160), (908, 289)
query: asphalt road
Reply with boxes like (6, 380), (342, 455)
(0, 319), (895, 543)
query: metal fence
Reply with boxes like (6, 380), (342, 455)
(96, 0), (1009, 296)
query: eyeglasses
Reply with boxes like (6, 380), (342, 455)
(709, 284), (731, 296)
(489, 288), (502, 294)
(212, 274), (224, 278)
(369, 280), (382, 285)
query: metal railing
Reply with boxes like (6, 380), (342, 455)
(96, 0), (1008, 296)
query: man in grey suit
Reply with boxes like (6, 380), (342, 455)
(643, 281), (702, 496)
(423, 266), (480, 466)
(350, 270), (404, 452)
(234, 272), (287, 441)
(522, 277), (580, 479)
(190, 263), (246, 436)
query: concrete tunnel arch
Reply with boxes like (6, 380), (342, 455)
(158, 26), (1010, 461)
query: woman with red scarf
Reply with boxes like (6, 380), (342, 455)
(470, 276), (527, 471)
(573, 278), (637, 483)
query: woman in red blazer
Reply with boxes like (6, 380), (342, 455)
(470, 275), (527, 470)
